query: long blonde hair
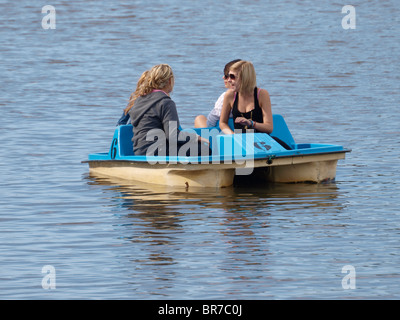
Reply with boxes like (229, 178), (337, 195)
(230, 60), (257, 95)
(124, 64), (174, 114)
(124, 70), (149, 114)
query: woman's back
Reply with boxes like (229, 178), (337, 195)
(129, 91), (179, 155)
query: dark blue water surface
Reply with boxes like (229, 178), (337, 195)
(1, 0), (399, 299)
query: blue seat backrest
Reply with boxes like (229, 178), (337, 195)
(116, 123), (187, 157)
(118, 125), (134, 156)
(270, 114), (295, 148)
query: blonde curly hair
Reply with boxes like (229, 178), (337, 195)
(124, 64), (174, 114)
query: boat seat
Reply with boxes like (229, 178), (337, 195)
(116, 124), (186, 157)
(270, 114), (295, 149)
(216, 114), (295, 149)
(118, 125), (134, 156)
(114, 114), (295, 156)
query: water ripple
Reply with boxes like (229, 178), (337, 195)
(1, 0), (399, 299)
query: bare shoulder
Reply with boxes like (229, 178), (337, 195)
(222, 89), (235, 108)
(258, 88), (271, 112)
(258, 88), (270, 99)
(224, 88), (235, 100)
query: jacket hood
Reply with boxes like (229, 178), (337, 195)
(128, 91), (171, 127)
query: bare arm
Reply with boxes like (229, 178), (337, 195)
(219, 90), (235, 134)
(253, 89), (273, 133)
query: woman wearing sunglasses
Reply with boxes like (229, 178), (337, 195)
(219, 61), (273, 135)
(194, 59), (241, 128)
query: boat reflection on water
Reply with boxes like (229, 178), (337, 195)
(85, 172), (344, 227)
(86, 171), (342, 207)
(85, 173), (345, 290)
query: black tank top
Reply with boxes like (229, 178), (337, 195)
(232, 87), (263, 132)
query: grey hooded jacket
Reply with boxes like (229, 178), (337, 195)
(128, 91), (196, 156)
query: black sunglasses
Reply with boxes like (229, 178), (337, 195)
(224, 73), (236, 80)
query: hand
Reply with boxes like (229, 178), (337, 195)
(234, 117), (251, 127)
(197, 136), (210, 145)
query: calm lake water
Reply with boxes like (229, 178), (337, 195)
(1, 0), (399, 299)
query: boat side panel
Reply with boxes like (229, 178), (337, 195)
(88, 161), (235, 188)
(264, 159), (339, 183)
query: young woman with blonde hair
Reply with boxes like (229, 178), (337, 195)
(219, 61), (274, 134)
(128, 64), (210, 156)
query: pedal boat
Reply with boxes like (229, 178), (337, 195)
(84, 115), (350, 188)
